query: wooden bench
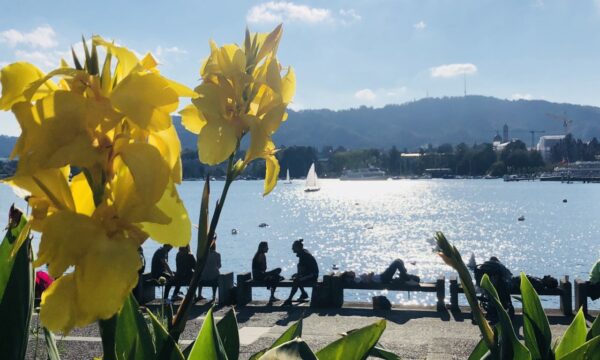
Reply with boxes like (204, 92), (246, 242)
(330, 275), (446, 311)
(575, 279), (600, 316)
(449, 276), (572, 315)
(236, 272), (330, 307)
(134, 272), (235, 306)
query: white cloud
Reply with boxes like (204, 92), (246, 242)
(354, 88), (377, 101)
(14, 50), (65, 68)
(155, 46), (187, 57)
(339, 9), (361, 24)
(430, 63), (477, 78)
(0, 61), (8, 68)
(510, 93), (533, 100)
(247, 2), (331, 24)
(0, 26), (57, 49)
(414, 21), (426, 30)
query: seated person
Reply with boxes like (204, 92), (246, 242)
(252, 241), (283, 302)
(199, 241), (221, 300)
(475, 256), (514, 319)
(151, 244), (174, 299)
(589, 258), (600, 300)
(172, 245), (196, 300)
(346, 259), (418, 284)
(283, 239), (318, 306)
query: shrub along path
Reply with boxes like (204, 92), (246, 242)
(26, 301), (596, 360)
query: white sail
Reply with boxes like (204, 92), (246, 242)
(286, 169), (291, 183)
(305, 163), (318, 189)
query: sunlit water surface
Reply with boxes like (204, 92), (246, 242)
(2, 179), (599, 308)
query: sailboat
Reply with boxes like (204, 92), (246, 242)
(285, 169), (292, 184)
(304, 163), (320, 192)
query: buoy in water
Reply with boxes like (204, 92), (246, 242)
(231, 228), (238, 235)
(563, 199), (568, 203)
(518, 215), (525, 221)
(258, 223), (269, 228)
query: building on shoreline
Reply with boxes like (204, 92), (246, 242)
(537, 135), (565, 161)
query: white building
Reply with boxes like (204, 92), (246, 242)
(536, 135), (565, 161)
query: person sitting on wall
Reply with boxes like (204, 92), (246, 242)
(151, 244), (175, 299)
(172, 245), (196, 301)
(283, 239), (318, 306)
(199, 239), (221, 301)
(253, 241), (284, 302)
(475, 256), (514, 321)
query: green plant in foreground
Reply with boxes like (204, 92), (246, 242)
(435, 231), (600, 359)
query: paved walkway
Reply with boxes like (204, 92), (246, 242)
(26, 302), (596, 360)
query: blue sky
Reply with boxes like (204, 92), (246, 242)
(1, 0), (600, 135)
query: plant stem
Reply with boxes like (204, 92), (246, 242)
(168, 154), (236, 341)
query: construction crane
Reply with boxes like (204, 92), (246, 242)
(546, 112), (573, 135)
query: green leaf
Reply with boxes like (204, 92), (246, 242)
(368, 345), (401, 360)
(249, 318), (303, 360)
(259, 338), (317, 360)
(520, 273), (552, 359)
(115, 295), (156, 360)
(0, 211), (28, 300)
(588, 314), (600, 341)
(43, 327), (61, 360)
(554, 308), (588, 358)
(557, 335), (600, 360)
(188, 306), (228, 360)
(196, 177), (210, 262)
(147, 310), (185, 360)
(480, 275), (531, 360)
(315, 319), (386, 360)
(216, 309), (240, 360)
(468, 339), (490, 360)
(0, 220), (34, 360)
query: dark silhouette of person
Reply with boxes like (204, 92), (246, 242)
(252, 241), (283, 302)
(151, 244), (174, 299)
(199, 241), (221, 300)
(475, 256), (514, 321)
(172, 245), (196, 300)
(283, 239), (318, 306)
(379, 259), (409, 283)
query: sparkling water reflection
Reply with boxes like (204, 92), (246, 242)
(3, 178), (599, 308)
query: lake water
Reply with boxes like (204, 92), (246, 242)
(2, 178), (599, 308)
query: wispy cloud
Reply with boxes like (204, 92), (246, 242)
(510, 93), (533, 100)
(14, 49), (66, 68)
(354, 88), (376, 101)
(155, 46), (187, 56)
(414, 21), (426, 30)
(0, 26), (57, 49)
(247, 2), (331, 24)
(339, 9), (361, 24)
(430, 63), (477, 78)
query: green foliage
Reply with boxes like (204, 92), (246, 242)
(215, 309), (240, 360)
(188, 306), (227, 360)
(520, 273), (551, 359)
(115, 296), (155, 360)
(43, 327), (61, 360)
(436, 232), (600, 360)
(259, 339), (318, 360)
(249, 317), (303, 360)
(315, 319), (386, 360)
(0, 215), (34, 360)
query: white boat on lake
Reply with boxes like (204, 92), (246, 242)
(304, 163), (320, 192)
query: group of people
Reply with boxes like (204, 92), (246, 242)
(149, 238), (221, 301)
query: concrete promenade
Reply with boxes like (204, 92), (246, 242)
(26, 301), (597, 360)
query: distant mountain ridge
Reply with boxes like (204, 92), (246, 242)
(1, 95), (599, 157)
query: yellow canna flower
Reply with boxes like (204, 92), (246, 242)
(0, 36), (193, 332)
(182, 25), (295, 195)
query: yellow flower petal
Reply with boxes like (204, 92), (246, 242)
(281, 67), (296, 104)
(70, 173), (95, 216)
(179, 104), (206, 135)
(141, 181), (190, 247)
(0, 62), (56, 110)
(117, 143), (170, 205)
(110, 71), (179, 131)
(35, 211), (104, 277)
(148, 125), (182, 172)
(40, 273), (79, 333)
(198, 120), (238, 165)
(92, 36), (140, 79)
(263, 154), (280, 196)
